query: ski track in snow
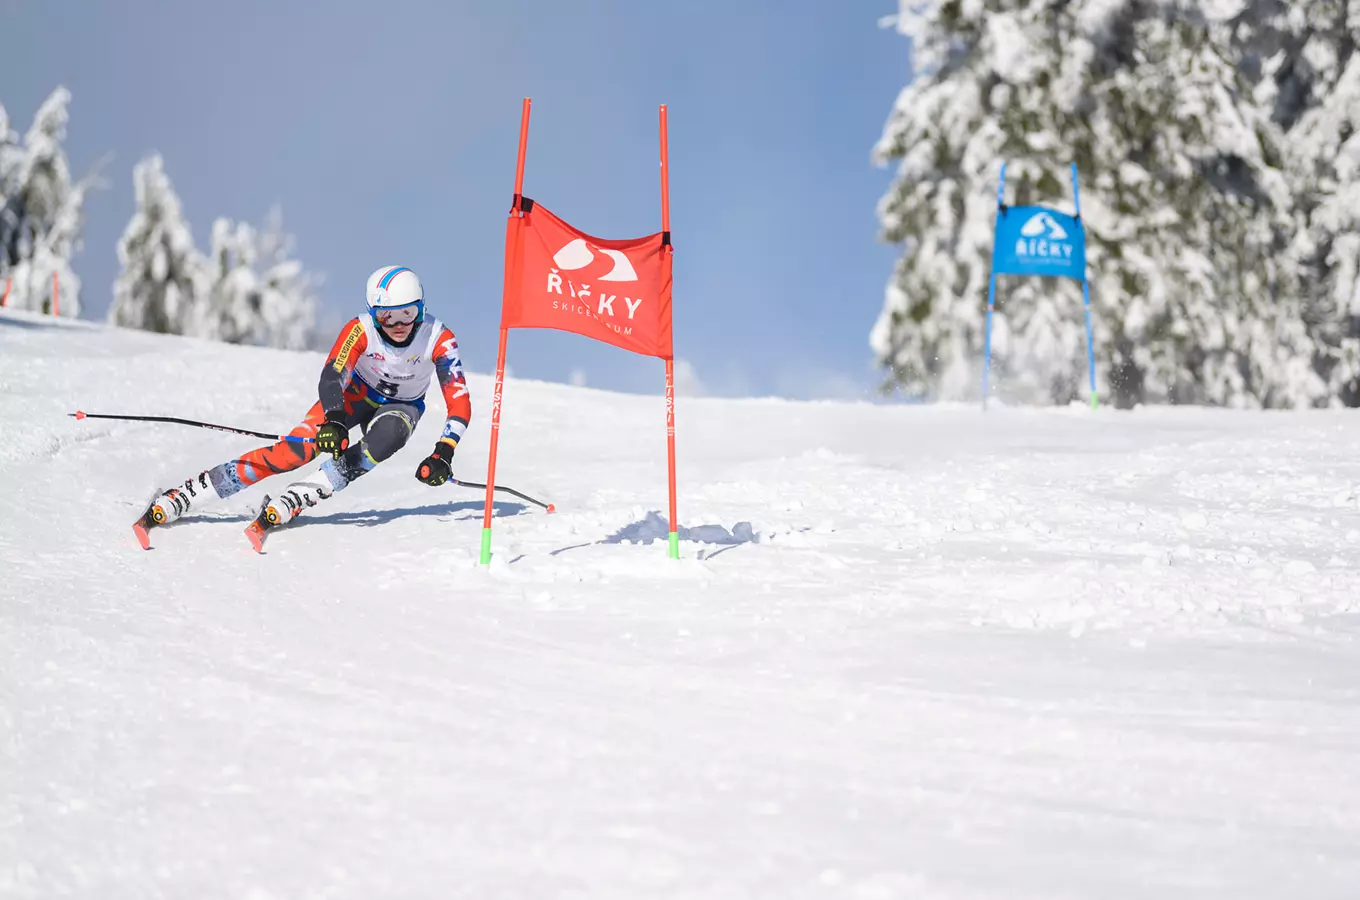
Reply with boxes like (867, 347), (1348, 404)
(2, 308), (1359, 899)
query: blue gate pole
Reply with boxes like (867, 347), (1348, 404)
(984, 273), (998, 411)
(1072, 163), (1097, 409)
(1081, 279), (1096, 409)
(983, 162), (1007, 411)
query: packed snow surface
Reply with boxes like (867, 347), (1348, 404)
(2, 309), (1358, 898)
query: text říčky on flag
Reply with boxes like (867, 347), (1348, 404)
(991, 206), (1087, 282)
(500, 199), (673, 360)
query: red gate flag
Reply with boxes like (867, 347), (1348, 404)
(500, 198), (673, 360)
(481, 99), (681, 565)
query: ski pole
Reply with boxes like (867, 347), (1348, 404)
(69, 410), (314, 444)
(72, 411), (552, 509)
(451, 477), (555, 513)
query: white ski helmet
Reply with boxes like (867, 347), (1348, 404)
(365, 265), (424, 327)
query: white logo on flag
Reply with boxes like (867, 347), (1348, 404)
(552, 239), (638, 282)
(1020, 212), (1068, 241)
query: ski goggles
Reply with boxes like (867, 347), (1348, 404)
(373, 302), (422, 327)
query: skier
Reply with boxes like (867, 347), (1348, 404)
(134, 265), (473, 551)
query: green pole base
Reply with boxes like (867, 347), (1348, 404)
(480, 527), (493, 565)
(668, 532), (679, 560)
(1090, 393), (1099, 410)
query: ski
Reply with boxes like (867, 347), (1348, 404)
(132, 510), (156, 550)
(132, 493), (278, 553)
(244, 519), (268, 553)
(244, 495), (280, 554)
(131, 495), (169, 550)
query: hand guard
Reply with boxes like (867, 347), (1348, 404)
(416, 441), (454, 486)
(315, 414), (349, 457)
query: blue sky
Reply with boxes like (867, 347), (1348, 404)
(2, 0), (909, 399)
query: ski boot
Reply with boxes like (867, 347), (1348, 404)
(133, 471), (221, 550)
(244, 478), (333, 553)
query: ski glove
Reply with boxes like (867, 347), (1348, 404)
(315, 415), (349, 457)
(417, 441), (454, 486)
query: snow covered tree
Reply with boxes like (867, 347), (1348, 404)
(871, 0), (1324, 408)
(870, 1), (1022, 402)
(0, 87), (95, 317)
(1259, 0), (1360, 406)
(869, 0), (1148, 405)
(109, 155), (205, 335)
(109, 155), (320, 352)
(1084, 2), (1312, 409)
(0, 106), (22, 269)
(195, 218), (259, 344)
(252, 207), (321, 351)
(194, 208), (319, 351)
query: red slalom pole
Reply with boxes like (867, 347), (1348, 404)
(52, 271), (60, 317)
(660, 104), (679, 560)
(481, 97), (533, 565)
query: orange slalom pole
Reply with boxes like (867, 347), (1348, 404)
(52, 272), (60, 317)
(660, 104), (679, 560)
(481, 97), (532, 565)
(1, 277), (10, 308)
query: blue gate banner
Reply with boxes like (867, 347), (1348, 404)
(984, 162), (1098, 409)
(991, 205), (1086, 281)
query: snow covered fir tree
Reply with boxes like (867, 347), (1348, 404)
(0, 86), (94, 317)
(109, 154), (320, 351)
(1269, 0), (1360, 406)
(1, 81), (319, 348)
(194, 209), (319, 352)
(109, 155), (204, 336)
(871, 0), (1360, 408)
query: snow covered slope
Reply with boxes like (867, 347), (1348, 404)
(2, 307), (1359, 899)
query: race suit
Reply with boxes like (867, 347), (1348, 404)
(203, 315), (472, 499)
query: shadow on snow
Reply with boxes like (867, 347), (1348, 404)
(296, 499), (527, 528)
(551, 510), (759, 560)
